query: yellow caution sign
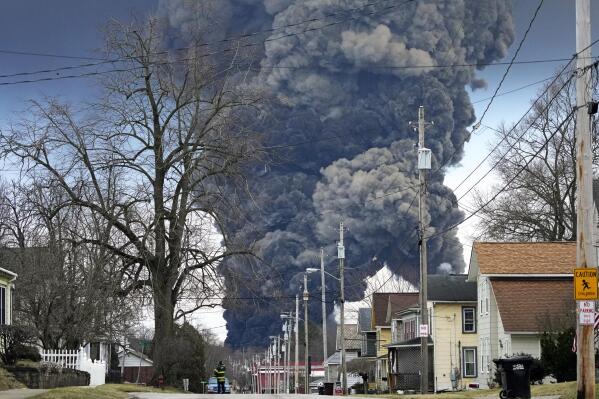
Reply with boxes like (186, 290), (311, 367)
(574, 268), (598, 300)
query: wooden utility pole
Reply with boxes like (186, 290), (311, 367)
(320, 248), (328, 380)
(303, 274), (309, 394)
(338, 222), (347, 394)
(295, 295), (300, 393)
(417, 105), (431, 394)
(575, 1), (595, 398)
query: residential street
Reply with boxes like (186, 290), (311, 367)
(129, 395), (325, 399)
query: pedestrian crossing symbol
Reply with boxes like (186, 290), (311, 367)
(574, 268), (598, 300)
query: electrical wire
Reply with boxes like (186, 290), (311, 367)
(427, 107), (577, 242)
(474, 0), (546, 129)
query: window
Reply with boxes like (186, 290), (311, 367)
(462, 307), (476, 333)
(462, 347), (477, 378)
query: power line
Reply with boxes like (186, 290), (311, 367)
(474, 0), (546, 129)
(427, 107), (577, 242)
(454, 70), (577, 202)
(0, 0), (417, 85)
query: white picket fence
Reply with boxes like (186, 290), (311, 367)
(41, 349), (80, 369)
(41, 347), (106, 386)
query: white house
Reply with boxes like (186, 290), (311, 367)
(467, 241), (574, 388)
(0, 267), (17, 325)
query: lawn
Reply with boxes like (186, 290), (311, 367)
(355, 381), (580, 399)
(0, 367), (25, 390)
(30, 384), (185, 399)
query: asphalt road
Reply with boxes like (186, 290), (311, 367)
(127, 396), (351, 399)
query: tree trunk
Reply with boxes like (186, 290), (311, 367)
(152, 276), (175, 380)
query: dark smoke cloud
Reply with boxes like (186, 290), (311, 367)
(158, 0), (514, 349)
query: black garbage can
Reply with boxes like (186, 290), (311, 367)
(493, 356), (533, 399)
(318, 385), (324, 395)
(323, 382), (334, 395)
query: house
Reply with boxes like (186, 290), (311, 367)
(0, 266), (17, 325)
(325, 323), (361, 383)
(371, 292), (419, 392)
(386, 275), (477, 392)
(118, 348), (154, 385)
(468, 241), (575, 389)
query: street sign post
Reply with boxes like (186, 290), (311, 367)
(574, 268), (598, 300)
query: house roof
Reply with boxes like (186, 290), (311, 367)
(469, 241), (575, 276)
(325, 350), (359, 365)
(491, 279), (574, 333)
(427, 274), (476, 302)
(357, 308), (372, 332)
(385, 293), (420, 324)
(335, 324), (361, 351)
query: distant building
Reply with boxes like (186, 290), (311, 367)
(117, 348), (154, 385)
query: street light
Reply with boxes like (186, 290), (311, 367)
(303, 271), (312, 394)
(281, 312), (294, 393)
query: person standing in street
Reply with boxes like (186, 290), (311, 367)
(214, 361), (227, 394)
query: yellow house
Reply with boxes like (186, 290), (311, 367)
(371, 292), (419, 392)
(0, 266), (17, 325)
(387, 275), (477, 393)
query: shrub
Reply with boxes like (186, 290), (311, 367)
(0, 325), (34, 366)
(156, 322), (206, 393)
(541, 328), (576, 382)
(16, 345), (41, 363)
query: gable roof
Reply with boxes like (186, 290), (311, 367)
(335, 323), (361, 351)
(469, 242), (575, 277)
(491, 279), (574, 333)
(428, 274), (476, 302)
(385, 293), (420, 324)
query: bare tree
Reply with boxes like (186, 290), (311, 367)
(0, 18), (262, 376)
(0, 180), (140, 349)
(471, 72), (599, 241)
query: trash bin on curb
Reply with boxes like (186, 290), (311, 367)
(493, 355), (533, 399)
(318, 386), (324, 395)
(323, 382), (334, 395)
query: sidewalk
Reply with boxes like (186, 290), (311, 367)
(0, 389), (47, 399)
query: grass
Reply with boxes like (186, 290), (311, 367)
(30, 383), (185, 399)
(354, 381), (582, 399)
(0, 367), (25, 390)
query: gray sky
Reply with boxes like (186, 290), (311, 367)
(0, 0), (597, 340)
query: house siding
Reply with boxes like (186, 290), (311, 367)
(511, 335), (541, 358)
(432, 303), (478, 392)
(375, 327), (391, 391)
(0, 274), (13, 325)
(477, 276), (499, 388)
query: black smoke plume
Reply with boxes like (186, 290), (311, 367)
(159, 0), (514, 349)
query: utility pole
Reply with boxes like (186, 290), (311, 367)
(320, 247), (328, 380)
(576, 1), (595, 398)
(275, 336), (280, 394)
(304, 274), (310, 394)
(295, 295), (300, 394)
(338, 222), (347, 395)
(417, 105), (432, 394)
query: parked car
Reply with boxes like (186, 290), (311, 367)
(207, 377), (231, 394)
